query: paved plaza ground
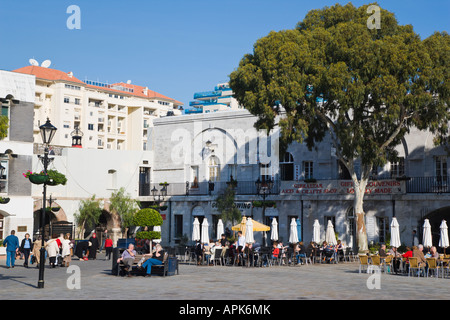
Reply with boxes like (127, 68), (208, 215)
(1, 253), (449, 303)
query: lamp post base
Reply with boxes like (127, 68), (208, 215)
(37, 280), (44, 289)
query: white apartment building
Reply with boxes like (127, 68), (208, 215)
(13, 65), (183, 151)
(186, 82), (242, 114)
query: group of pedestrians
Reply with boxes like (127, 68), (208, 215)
(2, 230), (73, 269)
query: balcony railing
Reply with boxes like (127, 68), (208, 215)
(138, 180), (281, 197)
(138, 177), (449, 197)
(406, 176), (450, 193)
(193, 91), (222, 100)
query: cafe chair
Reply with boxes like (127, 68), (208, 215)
(408, 257), (425, 277)
(359, 255), (369, 274)
(426, 258), (440, 278)
(213, 248), (223, 266)
(383, 255), (393, 274)
(368, 255), (382, 274)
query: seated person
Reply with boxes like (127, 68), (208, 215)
(294, 242), (307, 264)
(203, 240), (213, 265)
(321, 241), (335, 261)
(413, 245), (427, 267)
(379, 244), (388, 258)
(429, 246), (440, 259)
(271, 242), (280, 260)
(117, 244), (137, 277)
(141, 244), (165, 277)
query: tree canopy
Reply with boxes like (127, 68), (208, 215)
(229, 2), (449, 250)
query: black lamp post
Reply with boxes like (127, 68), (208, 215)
(255, 177), (274, 247)
(151, 185), (167, 210)
(37, 118), (57, 289)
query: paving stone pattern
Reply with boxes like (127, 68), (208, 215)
(1, 254), (449, 300)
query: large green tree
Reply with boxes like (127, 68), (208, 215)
(229, 3), (449, 251)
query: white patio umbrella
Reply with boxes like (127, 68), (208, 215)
(312, 219), (321, 244)
(192, 217), (200, 242)
(289, 218), (299, 243)
(152, 225), (161, 244)
(271, 218), (278, 242)
(390, 217), (401, 248)
(423, 219), (433, 248)
(245, 217), (254, 244)
(201, 218), (209, 244)
(325, 220), (337, 246)
(439, 220), (449, 253)
(217, 219), (224, 240)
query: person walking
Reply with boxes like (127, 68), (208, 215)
(104, 236), (113, 260)
(88, 233), (99, 260)
(61, 233), (73, 267)
(46, 237), (61, 268)
(3, 230), (19, 268)
(32, 235), (46, 267)
(20, 233), (33, 268)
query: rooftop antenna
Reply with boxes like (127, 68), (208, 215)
(29, 58), (39, 66)
(41, 60), (52, 68)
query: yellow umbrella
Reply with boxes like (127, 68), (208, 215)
(232, 216), (270, 236)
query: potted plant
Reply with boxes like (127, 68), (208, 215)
(252, 200), (263, 208)
(46, 169), (68, 186)
(133, 208), (163, 245)
(0, 197), (10, 204)
(23, 170), (48, 185)
(263, 200), (277, 208)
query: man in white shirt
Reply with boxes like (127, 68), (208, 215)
(236, 231), (246, 266)
(237, 231), (246, 253)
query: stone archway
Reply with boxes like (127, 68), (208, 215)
(33, 199), (68, 222)
(420, 206), (450, 253)
(102, 201), (123, 246)
(33, 199), (68, 238)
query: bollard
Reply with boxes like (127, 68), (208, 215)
(111, 247), (120, 275)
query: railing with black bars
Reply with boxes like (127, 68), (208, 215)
(138, 176), (449, 197)
(406, 176), (450, 194)
(138, 180), (281, 197)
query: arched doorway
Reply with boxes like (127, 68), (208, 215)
(420, 206), (450, 254)
(33, 200), (68, 239)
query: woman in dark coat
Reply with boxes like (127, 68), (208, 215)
(88, 233), (99, 259)
(20, 233), (33, 268)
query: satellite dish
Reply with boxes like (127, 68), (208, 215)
(29, 59), (39, 66)
(41, 60), (52, 68)
(126, 80), (132, 84)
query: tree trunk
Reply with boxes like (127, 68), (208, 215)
(354, 188), (368, 252)
(352, 171), (370, 252)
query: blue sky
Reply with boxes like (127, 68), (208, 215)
(0, 0), (448, 108)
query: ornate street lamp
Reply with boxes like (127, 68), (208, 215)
(71, 126), (83, 148)
(255, 177), (274, 247)
(38, 118), (57, 289)
(152, 185), (167, 209)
